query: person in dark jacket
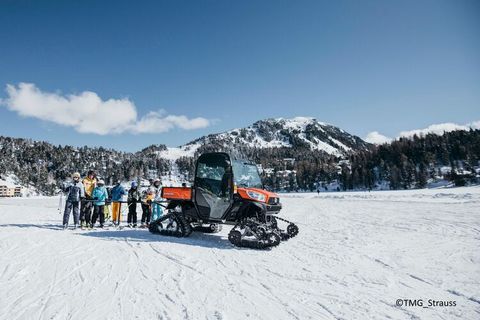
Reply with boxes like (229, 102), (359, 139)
(80, 170), (97, 228)
(63, 172), (85, 229)
(127, 181), (141, 227)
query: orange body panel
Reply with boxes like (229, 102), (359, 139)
(161, 187), (192, 200)
(236, 187), (278, 203)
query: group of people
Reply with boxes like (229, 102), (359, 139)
(62, 170), (164, 230)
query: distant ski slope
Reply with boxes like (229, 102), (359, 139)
(0, 187), (479, 319)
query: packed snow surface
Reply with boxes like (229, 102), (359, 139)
(1, 187), (479, 319)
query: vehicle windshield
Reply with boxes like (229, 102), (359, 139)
(232, 160), (263, 189)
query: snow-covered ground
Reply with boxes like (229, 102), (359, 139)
(0, 187), (479, 319)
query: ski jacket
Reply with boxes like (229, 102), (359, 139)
(92, 186), (108, 206)
(153, 186), (163, 201)
(111, 184), (126, 201)
(82, 176), (97, 198)
(140, 186), (155, 202)
(145, 192), (155, 203)
(127, 188), (141, 203)
(64, 181), (85, 202)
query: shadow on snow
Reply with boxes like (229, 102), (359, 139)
(0, 223), (269, 251)
(79, 228), (240, 250)
(0, 223), (64, 231)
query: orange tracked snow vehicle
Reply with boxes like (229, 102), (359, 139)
(149, 152), (299, 248)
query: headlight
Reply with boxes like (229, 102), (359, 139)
(246, 190), (266, 202)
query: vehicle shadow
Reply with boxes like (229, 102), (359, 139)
(79, 228), (244, 250)
(0, 223), (269, 251)
(0, 223), (63, 231)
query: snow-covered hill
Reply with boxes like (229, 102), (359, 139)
(178, 117), (370, 158)
(147, 117), (371, 186)
(0, 187), (479, 319)
(150, 117), (369, 166)
(0, 117), (370, 193)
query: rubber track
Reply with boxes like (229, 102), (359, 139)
(227, 226), (281, 249)
(148, 213), (191, 238)
(274, 216), (300, 240)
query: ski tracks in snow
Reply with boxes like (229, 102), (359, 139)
(0, 188), (479, 319)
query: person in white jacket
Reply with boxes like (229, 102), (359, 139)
(151, 179), (163, 221)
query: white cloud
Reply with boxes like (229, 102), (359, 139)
(399, 121), (480, 138)
(1, 83), (211, 135)
(130, 111), (211, 134)
(364, 131), (392, 144)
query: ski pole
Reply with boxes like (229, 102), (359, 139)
(58, 192), (63, 214)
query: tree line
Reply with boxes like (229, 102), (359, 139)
(1, 129), (478, 195)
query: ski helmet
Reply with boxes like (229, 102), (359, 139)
(72, 172), (81, 179)
(131, 181), (138, 188)
(97, 179), (105, 185)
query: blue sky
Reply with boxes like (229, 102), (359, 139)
(0, 0), (479, 151)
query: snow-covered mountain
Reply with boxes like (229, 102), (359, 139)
(159, 117), (370, 161)
(1, 117), (371, 194)
(1, 117), (479, 195)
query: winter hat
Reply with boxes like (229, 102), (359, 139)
(97, 180), (105, 185)
(72, 172), (81, 179)
(131, 181), (138, 188)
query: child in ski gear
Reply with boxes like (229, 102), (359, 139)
(91, 179), (108, 228)
(127, 181), (141, 227)
(140, 180), (155, 227)
(103, 186), (112, 221)
(151, 178), (163, 221)
(63, 172), (85, 229)
(111, 181), (126, 225)
(80, 170), (97, 228)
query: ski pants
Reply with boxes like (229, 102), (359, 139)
(141, 203), (151, 224)
(127, 202), (137, 224)
(112, 202), (122, 224)
(103, 204), (111, 221)
(80, 198), (93, 224)
(91, 205), (105, 226)
(63, 201), (80, 225)
(151, 203), (163, 221)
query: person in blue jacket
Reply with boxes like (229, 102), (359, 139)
(111, 180), (126, 225)
(91, 179), (108, 228)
